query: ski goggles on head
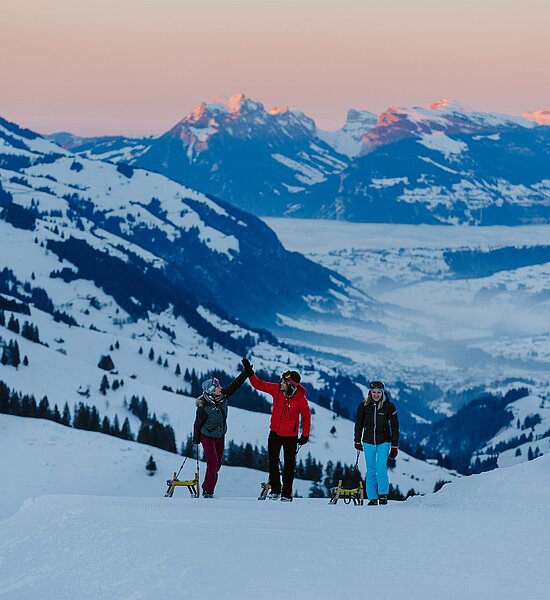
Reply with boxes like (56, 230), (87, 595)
(204, 377), (221, 394)
(369, 381), (385, 390)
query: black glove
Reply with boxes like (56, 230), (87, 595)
(298, 435), (309, 446)
(193, 438), (200, 445)
(354, 442), (363, 451)
(241, 357), (254, 377)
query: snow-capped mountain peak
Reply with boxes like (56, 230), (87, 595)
(429, 98), (473, 112)
(522, 109), (550, 125)
(317, 108), (378, 158)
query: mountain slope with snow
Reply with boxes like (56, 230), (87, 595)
(54, 94), (350, 216)
(49, 99), (550, 224)
(306, 100), (550, 224)
(0, 445), (547, 600)
(0, 114), (361, 330)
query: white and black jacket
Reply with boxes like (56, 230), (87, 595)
(354, 396), (399, 446)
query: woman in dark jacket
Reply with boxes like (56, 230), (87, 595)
(193, 368), (248, 498)
(354, 381), (399, 505)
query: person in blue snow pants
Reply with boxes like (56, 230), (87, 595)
(354, 381), (399, 506)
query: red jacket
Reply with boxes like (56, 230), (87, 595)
(250, 374), (311, 437)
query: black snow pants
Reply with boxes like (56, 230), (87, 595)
(268, 430), (298, 498)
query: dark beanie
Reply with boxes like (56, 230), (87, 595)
(289, 371), (301, 384)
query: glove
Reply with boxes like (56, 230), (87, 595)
(354, 442), (363, 451)
(298, 435), (309, 446)
(389, 447), (398, 459)
(241, 357), (254, 377)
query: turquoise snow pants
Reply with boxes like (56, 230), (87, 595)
(363, 442), (391, 499)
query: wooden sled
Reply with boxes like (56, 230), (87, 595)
(165, 471), (200, 498)
(329, 479), (364, 505)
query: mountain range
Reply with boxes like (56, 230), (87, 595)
(49, 95), (550, 225)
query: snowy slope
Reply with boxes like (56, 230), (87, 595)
(474, 392), (550, 468)
(0, 448), (547, 600)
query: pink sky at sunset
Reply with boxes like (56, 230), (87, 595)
(1, 0), (548, 136)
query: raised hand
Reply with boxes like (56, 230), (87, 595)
(241, 357), (254, 376)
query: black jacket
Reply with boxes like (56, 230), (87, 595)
(354, 396), (399, 446)
(193, 371), (247, 443)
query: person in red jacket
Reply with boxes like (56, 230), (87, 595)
(242, 357), (311, 502)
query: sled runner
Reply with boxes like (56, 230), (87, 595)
(329, 479), (364, 505)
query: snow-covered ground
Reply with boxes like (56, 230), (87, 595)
(0, 434), (548, 600)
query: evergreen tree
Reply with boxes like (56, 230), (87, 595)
(175, 363), (181, 376)
(21, 394), (38, 417)
(7, 315), (20, 334)
(308, 481), (325, 498)
(52, 404), (62, 423)
(101, 416), (111, 434)
(99, 374), (110, 395)
(0, 310), (5, 327)
(98, 354), (115, 371)
(38, 396), (50, 419)
(112, 414), (121, 436)
(163, 358), (168, 368)
(120, 417), (134, 441)
(139, 346), (143, 355)
(9, 340), (20, 368)
(146, 455), (157, 476)
(112, 379), (120, 391)
(157, 355), (162, 365)
(61, 402), (71, 426)
(148, 348), (154, 361)
(330, 425), (336, 436)
(23, 355), (29, 366)
(21, 322), (40, 343)
(115, 340), (120, 349)
(0, 382), (10, 414)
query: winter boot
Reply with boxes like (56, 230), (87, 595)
(202, 491), (214, 499)
(280, 495), (293, 502)
(268, 492), (281, 500)
(367, 498), (379, 506)
(379, 495), (388, 505)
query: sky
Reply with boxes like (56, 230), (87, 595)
(1, 0), (549, 136)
